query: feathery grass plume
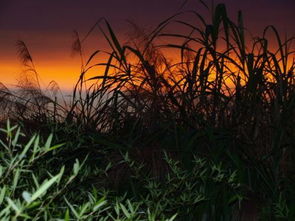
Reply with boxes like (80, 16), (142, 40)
(9, 40), (65, 124)
(71, 30), (85, 70)
(16, 40), (41, 89)
(16, 40), (33, 66)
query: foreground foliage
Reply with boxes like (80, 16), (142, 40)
(0, 121), (247, 220)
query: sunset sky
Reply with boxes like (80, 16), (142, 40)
(0, 0), (294, 91)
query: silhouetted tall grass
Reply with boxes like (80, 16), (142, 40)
(67, 3), (294, 218)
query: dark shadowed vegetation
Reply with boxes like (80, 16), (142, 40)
(0, 2), (295, 220)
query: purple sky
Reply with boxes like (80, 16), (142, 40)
(0, 0), (294, 33)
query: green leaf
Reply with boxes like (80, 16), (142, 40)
(11, 127), (22, 147)
(30, 135), (40, 162)
(32, 173), (40, 189)
(120, 203), (130, 218)
(47, 143), (64, 152)
(65, 197), (79, 219)
(30, 174), (60, 202)
(33, 135), (40, 153)
(64, 208), (70, 221)
(92, 197), (107, 212)
(56, 166), (65, 184)
(26, 201), (41, 209)
(78, 202), (90, 217)
(44, 134), (53, 150)
(73, 159), (80, 175)
(0, 186), (6, 205)
(19, 135), (36, 160)
(167, 214), (178, 221)
(12, 169), (21, 191)
(6, 197), (21, 214)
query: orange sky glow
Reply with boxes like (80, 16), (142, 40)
(0, 0), (294, 93)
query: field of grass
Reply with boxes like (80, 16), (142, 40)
(0, 2), (295, 220)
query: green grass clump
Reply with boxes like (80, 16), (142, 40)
(0, 121), (245, 220)
(0, 121), (179, 220)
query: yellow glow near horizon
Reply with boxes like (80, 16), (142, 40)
(0, 61), (80, 91)
(1, 38), (294, 94)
